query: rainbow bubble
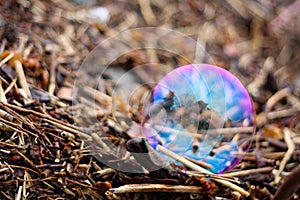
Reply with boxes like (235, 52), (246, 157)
(142, 64), (255, 173)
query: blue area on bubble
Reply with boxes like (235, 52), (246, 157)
(143, 64), (254, 173)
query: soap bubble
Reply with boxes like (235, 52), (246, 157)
(142, 64), (255, 173)
(74, 27), (254, 173)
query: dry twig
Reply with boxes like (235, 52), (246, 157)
(274, 128), (296, 184)
(157, 145), (250, 197)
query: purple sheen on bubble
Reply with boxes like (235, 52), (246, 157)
(142, 64), (255, 173)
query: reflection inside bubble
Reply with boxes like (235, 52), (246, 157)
(142, 64), (255, 173)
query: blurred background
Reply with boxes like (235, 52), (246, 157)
(1, 0), (300, 108)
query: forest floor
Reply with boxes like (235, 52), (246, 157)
(0, 0), (300, 199)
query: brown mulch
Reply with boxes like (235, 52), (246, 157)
(0, 0), (300, 199)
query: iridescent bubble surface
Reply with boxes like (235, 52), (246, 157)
(142, 64), (255, 173)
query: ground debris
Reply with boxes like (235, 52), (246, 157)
(0, 0), (300, 199)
